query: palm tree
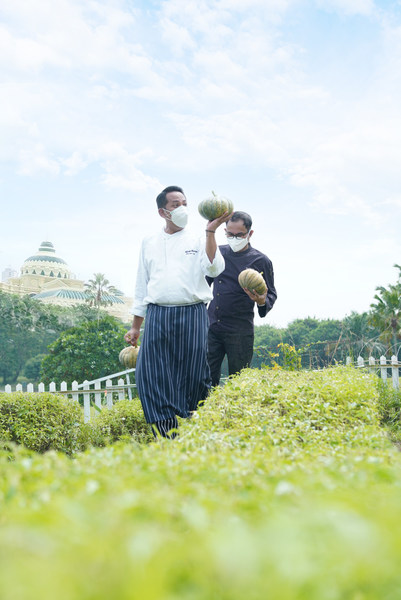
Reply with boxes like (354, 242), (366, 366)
(369, 267), (401, 356)
(84, 273), (118, 321)
(342, 311), (385, 359)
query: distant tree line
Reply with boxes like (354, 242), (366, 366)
(253, 264), (401, 369)
(252, 313), (383, 370)
(0, 290), (129, 385)
(1, 265), (400, 385)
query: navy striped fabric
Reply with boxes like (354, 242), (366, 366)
(136, 303), (211, 423)
(152, 417), (179, 439)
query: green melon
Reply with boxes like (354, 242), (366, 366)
(119, 345), (140, 368)
(238, 268), (267, 295)
(198, 191), (234, 220)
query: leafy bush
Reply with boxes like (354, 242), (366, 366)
(89, 399), (152, 446)
(1, 366), (401, 599)
(377, 379), (401, 444)
(194, 365), (383, 454)
(0, 392), (89, 455)
(23, 353), (47, 381)
(40, 315), (127, 385)
(0, 392), (153, 454)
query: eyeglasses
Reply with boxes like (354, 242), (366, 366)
(225, 232), (248, 240)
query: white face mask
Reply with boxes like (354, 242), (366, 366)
(164, 205), (188, 228)
(227, 235), (249, 252)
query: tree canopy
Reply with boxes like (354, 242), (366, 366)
(40, 315), (127, 385)
(84, 273), (119, 321)
(369, 264), (401, 354)
(253, 313), (383, 369)
(0, 291), (101, 384)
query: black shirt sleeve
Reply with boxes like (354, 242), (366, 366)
(257, 255), (277, 316)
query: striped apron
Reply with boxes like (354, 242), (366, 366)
(136, 302), (211, 423)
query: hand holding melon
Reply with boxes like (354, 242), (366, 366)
(238, 268), (267, 295)
(119, 345), (140, 369)
(198, 191), (234, 221)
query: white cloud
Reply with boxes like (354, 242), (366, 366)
(382, 197), (401, 208)
(61, 152), (89, 176)
(159, 18), (196, 57)
(100, 148), (162, 194)
(315, 0), (375, 17)
(101, 166), (161, 194)
(17, 144), (60, 176)
(1, 0), (401, 225)
(0, 25), (69, 70)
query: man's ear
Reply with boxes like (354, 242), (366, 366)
(158, 207), (167, 219)
(248, 229), (254, 239)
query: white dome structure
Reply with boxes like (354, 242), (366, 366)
(20, 241), (72, 280)
(0, 240), (132, 322)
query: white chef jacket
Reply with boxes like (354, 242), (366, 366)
(132, 227), (225, 317)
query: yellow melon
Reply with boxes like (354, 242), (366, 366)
(119, 345), (140, 368)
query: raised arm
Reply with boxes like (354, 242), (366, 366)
(204, 211), (233, 263)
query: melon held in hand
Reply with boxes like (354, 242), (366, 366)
(119, 345), (140, 368)
(238, 268), (267, 295)
(198, 191), (234, 220)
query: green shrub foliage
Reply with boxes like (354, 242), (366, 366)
(1, 366), (401, 599)
(0, 291), (101, 385)
(40, 315), (127, 385)
(0, 392), (89, 455)
(90, 399), (153, 446)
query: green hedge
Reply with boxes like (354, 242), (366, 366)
(1, 367), (401, 599)
(90, 398), (153, 446)
(0, 392), (153, 454)
(0, 392), (89, 455)
(1, 366), (399, 458)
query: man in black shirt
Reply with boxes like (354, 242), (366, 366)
(206, 211), (277, 386)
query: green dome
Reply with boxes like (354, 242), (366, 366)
(33, 289), (124, 304)
(39, 241), (55, 252)
(25, 255), (67, 264)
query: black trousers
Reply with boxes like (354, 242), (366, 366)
(207, 328), (254, 387)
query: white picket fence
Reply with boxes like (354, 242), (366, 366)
(3, 356), (400, 424)
(346, 355), (401, 390)
(3, 368), (137, 423)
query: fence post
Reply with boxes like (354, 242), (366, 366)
(357, 356), (365, 367)
(106, 379), (113, 409)
(94, 380), (102, 410)
(126, 372), (132, 400)
(83, 381), (90, 423)
(72, 381), (79, 404)
(391, 355), (399, 390)
(27, 383), (34, 393)
(16, 384), (23, 392)
(346, 357), (352, 366)
(5, 385), (11, 393)
(49, 382), (56, 393)
(118, 378), (125, 401)
(369, 356), (376, 369)
(380, 356), (387, 382)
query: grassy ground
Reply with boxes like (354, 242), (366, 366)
(1, 366), (401, 599)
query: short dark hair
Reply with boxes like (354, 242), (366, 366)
(229, 211), (252, 231)
(156, 186), (185, 209)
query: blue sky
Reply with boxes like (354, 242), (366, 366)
(1, 0), (401, 328)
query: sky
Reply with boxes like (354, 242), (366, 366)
(1, 0), (401, 328)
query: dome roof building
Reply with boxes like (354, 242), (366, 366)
(0, 241), (132, 322)
(20, 241), (72, 280)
